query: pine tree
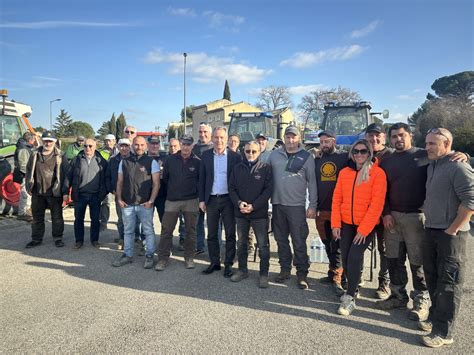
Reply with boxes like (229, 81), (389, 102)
(116, 112), (127, 139)
(223, 80), (231, 101)
(53, 109), (73, 137)
(109, 113), (117, 137)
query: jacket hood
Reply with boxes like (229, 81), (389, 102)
(16, 138), (33, 149)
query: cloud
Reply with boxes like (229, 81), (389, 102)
(219, 45), (240, 54)
(390, 112), (409, 122)
(396, 94), (416, 101)
(32, 76), (62, 82)
(0, 21), (134, 29)
(288, 84), (327, 96)
(167, 7), (197, 17)
(280, 45), (366, 68)
(203, 11), (245, 31)
(350, 20), (380, 38)
(144, 49), (272, 84)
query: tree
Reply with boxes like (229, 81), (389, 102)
(53, 109), (73, 137)
(33, 126), (46, 133)
(223, 80), (231, 101)
(116, 113), (127, 139)
(97, 113), (118, 138)
(110, 113), (117, 138)
(255, 86), (292, 111)
(431, 71), (474, 101)
(69, 121), (95, 138)
(298, 86), (361, 124)
(180, 105), (193, 124)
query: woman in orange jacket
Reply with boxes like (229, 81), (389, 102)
(331, 139), (387, 316)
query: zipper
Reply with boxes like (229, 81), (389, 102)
(351, 170), (358, 225)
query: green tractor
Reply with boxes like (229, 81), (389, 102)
(0, 89), (33, 214)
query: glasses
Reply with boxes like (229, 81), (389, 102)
(125, 130), (135, 134)
(245, 150), (258, 154)
(353, 148), (369, 155)
(84, 144), (94, 148)
(427, 128), (450, 141)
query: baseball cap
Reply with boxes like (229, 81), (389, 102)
(41, 130), (57, 141)
(366, 123), (384, 134)
(77, 136), (85, 141)
(284, 126), (299, 136)
(318, 130), (336, 139)
(180, 134), (194, 145)
(256, 133), (267, 140)
(117, 138), (131, 146)
(147, 136), (160, 144)
(104, 134), (116, 140)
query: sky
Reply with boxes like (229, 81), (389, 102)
(0, 0), (472, 133)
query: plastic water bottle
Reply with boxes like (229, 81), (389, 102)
(310, 238), (318, 263)
(310, 237), (329, 264)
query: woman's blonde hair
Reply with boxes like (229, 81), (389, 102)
(349, 139), (374, 185)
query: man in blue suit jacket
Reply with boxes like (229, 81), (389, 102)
(199, 126), (242, 277)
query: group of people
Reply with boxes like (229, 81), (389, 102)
(17, 121), (472, 349)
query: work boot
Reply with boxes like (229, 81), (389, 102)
(184, 258), (195, 269)
(258, 275), (269, 288)
(18, 214), (33, 222)
(143, 255), (154, 269)
(376, 294), (409, 310)
(274, 270), (291, 283)
(375, 280), (391, 300)
(112, 254), (133, 267)
(409, 292), (430, 321)
(297, 275), (309, 290)
(231, 271), (249, 283)
(155, 259), (168, 271)
(25, 240), (42, 248)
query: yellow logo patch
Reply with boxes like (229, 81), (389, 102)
(321, 161), (337, 181)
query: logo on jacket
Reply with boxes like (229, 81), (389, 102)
(321, 162), (337, 181)
(254, 175), (261, 180)
(189, 167), (195, 172)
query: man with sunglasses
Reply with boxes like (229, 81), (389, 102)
(418, 128), (473, 348)
(229, 141), (273, 287)
(269, 126), (317, 289)
(63, 139), (108, 249)
(123, 126), (137, 153)
(24, 131), (66, 248)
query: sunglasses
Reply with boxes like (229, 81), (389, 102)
(427, 128), (450, 141)
(245, 150), (258, 154)
(353, 148), (369, 155)
(125, 130), (135, 134)
(84, 144), (94, 148)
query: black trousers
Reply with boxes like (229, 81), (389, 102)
(375, 222), (390, 283)
(340, 223), (374, 297)
(31, 194), (64, 242)
(206, 195), (236, 266)
(423, 228), (467, 338)
(272, 205), (310, 276)
(236, 217), (270, 275)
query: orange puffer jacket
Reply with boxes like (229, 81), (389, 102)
(331, 159), (387, 237)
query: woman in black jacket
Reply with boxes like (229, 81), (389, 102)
(229, 141), (273, 288)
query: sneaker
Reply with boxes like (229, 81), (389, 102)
(25, 240), (42, 248)
(144, 256), (154, 269)
(74, 242), (83, 249)
(340, 290), (359, 301)
(376, 295), (409, 310)
(195, 249), (205, 256)
(54, 240), (65, 248)
(112, 254), (133, 267)
(184, 258), (195, 269)
(274, 270), (291, 283)
(418, 320), (433, 332)
(258, 275), (269, 288)
(297, 275), (309, 290)
(117, 240), (124, 251)
(375, 281), (391, 300)
(230, 271), (249, 282)
(338, 294), (356, 316)
(421, 334), (454, 348)
(409, 294), (430, 321)
(155, 259), (168, 271)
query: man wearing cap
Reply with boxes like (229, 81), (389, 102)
(268, 125), (317, 289)
(314, 130), (347, 295)
(364, 123), (392, 298)
(256, 133), (271, 163)
(113, 136), (160, 269)
(24, 131), (66, 248)
(99, 134), (116, 231)
(156, 134), (201, 270)
(147, 135), (166, 222)
(199, 126), (242, 277)
(64, 136), (85, 162)
(106, 138), (131, 250)
(192, 123), (214, 255)
(63, 138), (108, 249)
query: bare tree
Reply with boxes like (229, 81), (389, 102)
(255, 86), (292, 111)
(298, 86), (361, 122)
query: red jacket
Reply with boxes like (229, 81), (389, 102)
(331, 159), (387, 237)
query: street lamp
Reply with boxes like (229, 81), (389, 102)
(183, 52), (187, 125)
(49, 98), (61, 130)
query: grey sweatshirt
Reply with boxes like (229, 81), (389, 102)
(268, 146), (317, 209)
(424, 154), (474, 231)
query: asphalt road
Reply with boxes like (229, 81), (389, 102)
(1, 207), (472, 353)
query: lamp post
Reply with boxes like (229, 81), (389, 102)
(183, 52), (187, 125)
(49, 98), (61, 130)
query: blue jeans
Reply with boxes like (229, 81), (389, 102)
(74, 194), (101, 243)
(122, 205), (155, 258)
